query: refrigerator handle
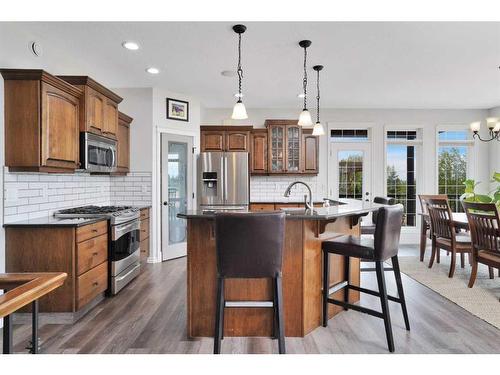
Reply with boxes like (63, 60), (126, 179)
(223, 153), (228, 203)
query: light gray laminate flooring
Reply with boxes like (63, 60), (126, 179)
(2, 245), (500, 354)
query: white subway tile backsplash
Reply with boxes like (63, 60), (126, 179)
(4, 169), (152, 223)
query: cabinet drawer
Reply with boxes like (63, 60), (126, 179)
(76, 220), (107, 243)
(140, 218), (150, 240)
(77, 234), (108, 275)
(77, 262), (107, 310)
(250, 203), (275, 212)
(140, 208), (150, 220)
(140, 237), (150, 254)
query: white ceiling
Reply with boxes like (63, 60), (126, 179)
(0, 22), (499, 109)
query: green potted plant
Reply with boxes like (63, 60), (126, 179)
(461, 172), (500, 208)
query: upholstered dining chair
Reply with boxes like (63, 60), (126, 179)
(426, 198), (472, 278)
(418, 194), (448, 262)
(462, 201), (500, 291)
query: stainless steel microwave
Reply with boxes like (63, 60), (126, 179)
(80, 132), (117, 173)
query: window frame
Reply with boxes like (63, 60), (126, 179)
(435, 125), (475, 211)
(384, 125), (423, 229)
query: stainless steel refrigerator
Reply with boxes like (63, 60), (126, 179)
(198, 152), (249, 209)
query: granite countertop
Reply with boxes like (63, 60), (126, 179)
(177, 199), (384, 221)
(3, 216), (108, 228)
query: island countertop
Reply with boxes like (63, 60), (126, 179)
(177, 198), (383, 220)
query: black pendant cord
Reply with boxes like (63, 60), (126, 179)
(316, 68), (320, 123)
(302, 46), (308, 110)
(237, 32), (243, 101)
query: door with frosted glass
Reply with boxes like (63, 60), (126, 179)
(161, 134), (193, 261)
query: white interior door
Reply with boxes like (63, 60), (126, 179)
(161, 133), (193, 261)
(329, 142), (372, 202)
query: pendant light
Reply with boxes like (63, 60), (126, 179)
(298, 40), (313, 126)
(312, 65), (325, 136)
(231, 24), (248, 120)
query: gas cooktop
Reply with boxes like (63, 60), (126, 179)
(54, 205), (140, 225)
(57, 205), (133, 214)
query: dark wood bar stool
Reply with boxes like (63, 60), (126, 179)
(360, 196), (396, 235)
(213, 212), (286, 354)
(321, 205), (410, 352)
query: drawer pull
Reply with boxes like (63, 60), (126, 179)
(91, 229), (98, 233)
(93, 281), (99, 287)
(92, 252), (99, 256)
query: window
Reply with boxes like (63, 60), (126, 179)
(385, 130), (421, 227)
(437, 129), (472, 212)
(338, 150), (363, 199)
(330, 129), (369, 141)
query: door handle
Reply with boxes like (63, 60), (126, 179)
(365, 192), (370, 202)
(163, 201), (168, 206)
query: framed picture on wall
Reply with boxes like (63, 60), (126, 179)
(166, 98), (189, 122)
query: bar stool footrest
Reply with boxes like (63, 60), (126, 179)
(326, 298), (384, 319)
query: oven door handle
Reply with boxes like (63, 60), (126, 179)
(115, 263), (140, 282)
(112, 220), (141, 241)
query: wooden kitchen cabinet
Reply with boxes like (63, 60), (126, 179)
(1, 69), (82, 172)
(200, 126), (252, 152)
(302, 128), (319, 174)
(265, 120), (318, 175)
(139, 208), (150, 258)
(226, 130), (250, 151)
(116, 111), (133, 174)
(201, 130), (225, 151)
(58, 75), (122, 139)
(5, 220), (109, 315)
(250, 129), (268, 174)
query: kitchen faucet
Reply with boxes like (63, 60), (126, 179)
(284, 181), (313, 210)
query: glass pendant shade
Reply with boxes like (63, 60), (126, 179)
(312, 121), (325, 136)
(494, 122), (500, 132)
(298, 109), (313, 126)
(470, 121), (481, 132)
(231, 100), (248, 120)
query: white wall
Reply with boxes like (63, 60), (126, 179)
(0, 73), (4, 276)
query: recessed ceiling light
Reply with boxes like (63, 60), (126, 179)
(146, 67), (159, 74)
(221, 70), (236, 77)
(297, 93), (305, 98)
(122, 41), (140, 50)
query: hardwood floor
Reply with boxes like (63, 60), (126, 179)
(2, 245), (500, 354)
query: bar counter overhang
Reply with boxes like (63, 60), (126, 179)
(177, 199), (383, 338)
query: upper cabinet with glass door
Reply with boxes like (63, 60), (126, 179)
(265, 120), (318, 175)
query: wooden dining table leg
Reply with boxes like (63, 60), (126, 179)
(419, 222), (427, 262)
(460, 252), (465, 268)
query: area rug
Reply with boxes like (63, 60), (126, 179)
(396, 255), (500, 329)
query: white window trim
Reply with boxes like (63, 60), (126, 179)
(435, 125), (476, 194)
(384, 124), (424, 232)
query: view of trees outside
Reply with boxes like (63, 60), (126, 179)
(338, 151), (363, 199)
(438, 146), (467, 212)
(386, 144), (417, 226)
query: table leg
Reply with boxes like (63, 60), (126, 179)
(31, 300), (39, 354)
(3, 315), (13, 354)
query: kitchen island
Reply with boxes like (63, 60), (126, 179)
(178, 199), (383, 337)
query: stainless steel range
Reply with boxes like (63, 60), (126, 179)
(54, 205), (141, 295)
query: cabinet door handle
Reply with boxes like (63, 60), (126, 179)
(92, 252), (99, 256)
(92, 281), (99, 287)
